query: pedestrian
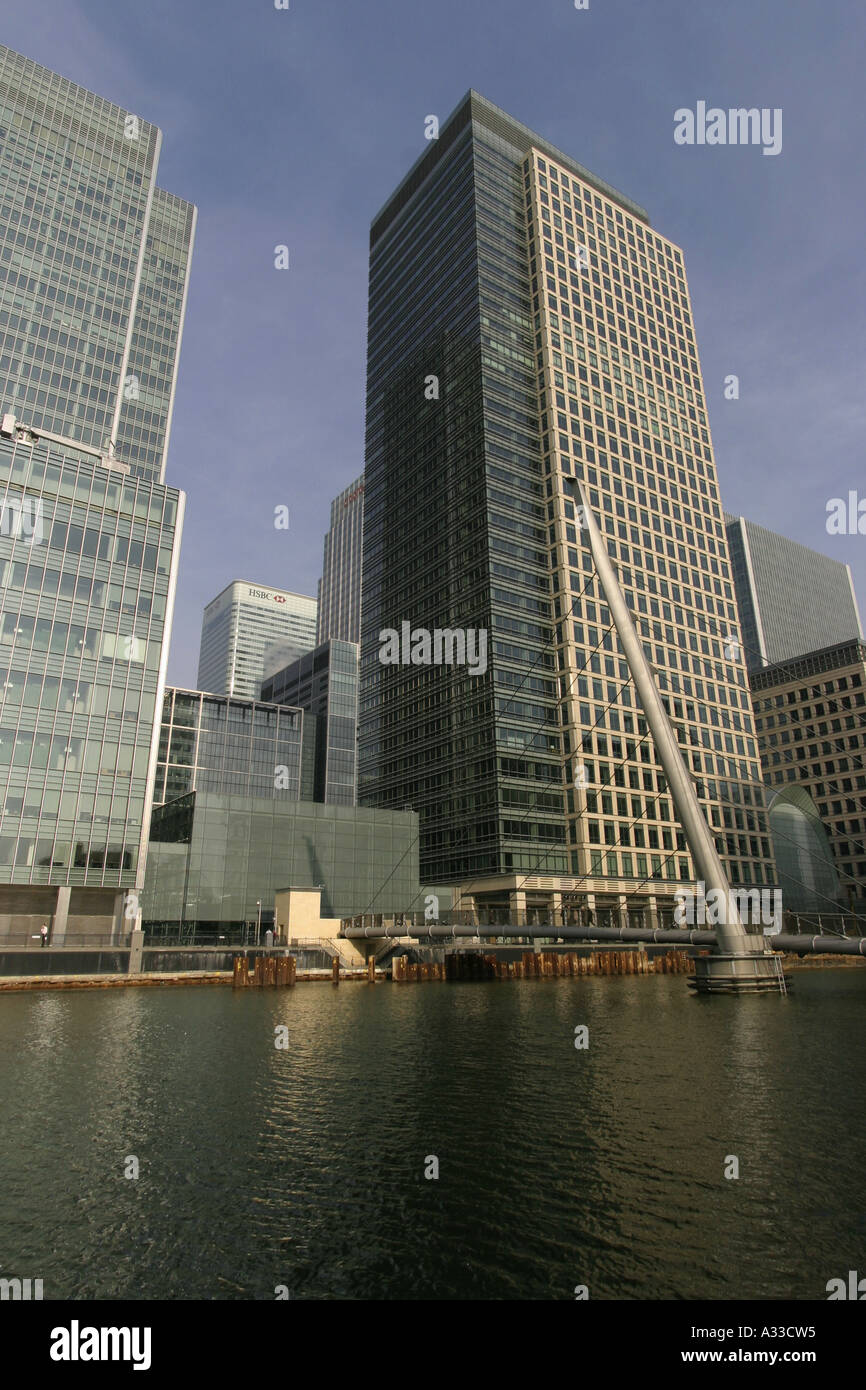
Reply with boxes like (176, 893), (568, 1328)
(40, 923), (48, 948)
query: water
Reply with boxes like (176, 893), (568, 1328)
(0, 971), (864, 1300)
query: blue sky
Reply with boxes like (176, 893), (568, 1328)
(2, 0), (863, 684)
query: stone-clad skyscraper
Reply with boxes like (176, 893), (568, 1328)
(358, 91), (775, 923)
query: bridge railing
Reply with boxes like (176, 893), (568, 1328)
(782, 913), (866, 939)
(340, 908), (687, 934)
(0, 933), (128, 949)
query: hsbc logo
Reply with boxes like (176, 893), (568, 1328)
(248, 589), (287, 604)
(342, 483), (364, 508)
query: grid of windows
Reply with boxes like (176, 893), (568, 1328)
(317, 476), (363, 645)
(0, 45), (194, 483)
(0, 432), (180, 886)
(261, 640), (358, 805)
(525, 147), (775, 889)
(114, 188), (196, 481)
(751, 642), (866, 901)
(359, 91), (775, 892)
(725, 514), (862, 673)
(153, 686), (303, 807)
(196, 582), (318, 701)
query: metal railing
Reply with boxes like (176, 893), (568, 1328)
(340, 908), (681, 934)
(0, 934), (129, 949)
(142, 930), (257, 948)
(780, 913), (865, 939)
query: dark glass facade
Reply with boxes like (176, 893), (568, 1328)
(153, 686), (303, 807)
(360, 96), (565, 880)
(261, 639), (358, 805)
(359, 91), (775, 896)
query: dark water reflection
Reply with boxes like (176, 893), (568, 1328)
(0, 971), (863, 1300)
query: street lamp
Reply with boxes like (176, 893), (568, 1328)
(255, 900), (262, 947)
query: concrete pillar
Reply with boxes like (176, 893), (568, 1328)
(550, 891), (564, 930)
(510, 889), (527, 928)
(113, 891), (128, 945)
(617, 894), (629, 931)
(128, 929), (144, 975)
(646, 895), (659, 932)
(584, 892), (596, 928)
(52, 886), (71, 945)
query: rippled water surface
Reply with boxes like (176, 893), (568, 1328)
(1, 971), (864, 1300)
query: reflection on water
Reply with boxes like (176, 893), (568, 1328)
(0, 971), (864, 1300)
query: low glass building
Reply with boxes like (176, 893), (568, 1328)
(142, 791), (418, 930)
(154, 686), (304, 807)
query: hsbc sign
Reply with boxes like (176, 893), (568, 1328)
(248, 588), (287, 604)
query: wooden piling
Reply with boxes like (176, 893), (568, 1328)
(331, 955), (340, 985)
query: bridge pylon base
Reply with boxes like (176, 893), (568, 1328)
(688, 951), (788, 995)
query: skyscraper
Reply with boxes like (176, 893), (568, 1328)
(261, 638), (359, 804)
(316, 475), (364, 645)
(196, 580), (317, 701)
(726, 514), (863, 672)
(0, 47), (193, 940)
(0, 46), (195, 481)
(358, 91), (775, 922)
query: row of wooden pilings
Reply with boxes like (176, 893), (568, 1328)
(233, 955), (297, 988)
(394, 949), (696, 982)
(392, 958), (447, 982)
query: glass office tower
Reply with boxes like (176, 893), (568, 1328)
(196, 581), (318, 701)
(359, 91), (775, 920)
(317, 476), (364, 645)
(0, 430), (183, 935)
(726, 514), (863, 673)
(261, 639), (358, 804)
(0, 46), (195, 482)
(0, 46), (194, 939)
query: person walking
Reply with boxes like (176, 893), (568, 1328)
(39, 923), (48, 948)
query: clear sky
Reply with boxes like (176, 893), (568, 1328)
(1, 0), (863, 685)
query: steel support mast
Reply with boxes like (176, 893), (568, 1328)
(565, 477), (784, 993)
